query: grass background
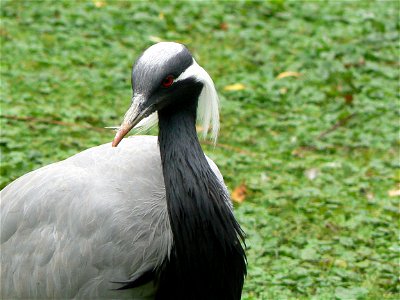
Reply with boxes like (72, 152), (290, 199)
(1, 1), (399, 299)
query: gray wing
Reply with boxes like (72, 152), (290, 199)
(0, 135), (228, 299)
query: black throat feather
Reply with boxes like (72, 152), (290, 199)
(154, 89), (247, 300)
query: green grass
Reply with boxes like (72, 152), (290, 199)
(1, 1), (399, 299)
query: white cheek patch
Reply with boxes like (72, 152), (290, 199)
(132, 59), (220, 143)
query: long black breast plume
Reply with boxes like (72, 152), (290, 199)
(155, 101), (247, 300)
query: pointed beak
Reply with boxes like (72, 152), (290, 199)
(112, 122), (135, 147)
(112, 95), (151, 147)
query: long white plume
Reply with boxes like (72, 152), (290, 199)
(177, 59), (220, 143)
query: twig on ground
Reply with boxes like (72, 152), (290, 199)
(202, 140), (258, 157)
(317, 113), (356, 140)
(1, 114), (107, 132)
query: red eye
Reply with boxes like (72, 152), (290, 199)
(161, 75), (174, 88)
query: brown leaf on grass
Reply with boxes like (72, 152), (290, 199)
(387, 183), (400, 197)
(94, 1), (105, 8)
(276, 71), (301, 79)
(219, 22), (229, 31)
(344, 94), (354, 104)
(231, 182), (247, 203)
(224, 83), (246, 91)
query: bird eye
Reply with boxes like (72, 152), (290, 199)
(161, 75), (174, 88)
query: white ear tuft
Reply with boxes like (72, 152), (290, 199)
(176, 59), (220, 143)
(194, 61), (220, 144)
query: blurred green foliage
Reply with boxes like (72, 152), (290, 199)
(1, 0), (399, 299)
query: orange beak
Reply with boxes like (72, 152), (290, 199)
(111, 96), (152, 147)
(112, 122), (135, 147)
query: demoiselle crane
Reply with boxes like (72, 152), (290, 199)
(1, 42), (246, 299)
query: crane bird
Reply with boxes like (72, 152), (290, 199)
(1, 42), (246, 299)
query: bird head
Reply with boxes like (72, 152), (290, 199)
(112, 42), (219, 147)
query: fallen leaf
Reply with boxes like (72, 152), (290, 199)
(149, 36), (163, 43)
(279, 87), (288, 94)
(344, 94), (353, 104)
(231, 182), (247, 203)
(276, 71), (301, 79)
(94, 1), (105, 8)
(219, 22), (229, 31)
(224, 83), (246, 91)
(388, 189), (400, 197)
(334, 259), (348, 268)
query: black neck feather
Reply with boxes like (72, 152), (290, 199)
(155, 93), (246, 300)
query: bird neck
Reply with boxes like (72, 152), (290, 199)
(156, 97), (246, 300)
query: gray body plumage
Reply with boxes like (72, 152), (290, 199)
(0, 136), (226, 299)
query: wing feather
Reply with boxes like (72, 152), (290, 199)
(0, 135), (229, 299)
